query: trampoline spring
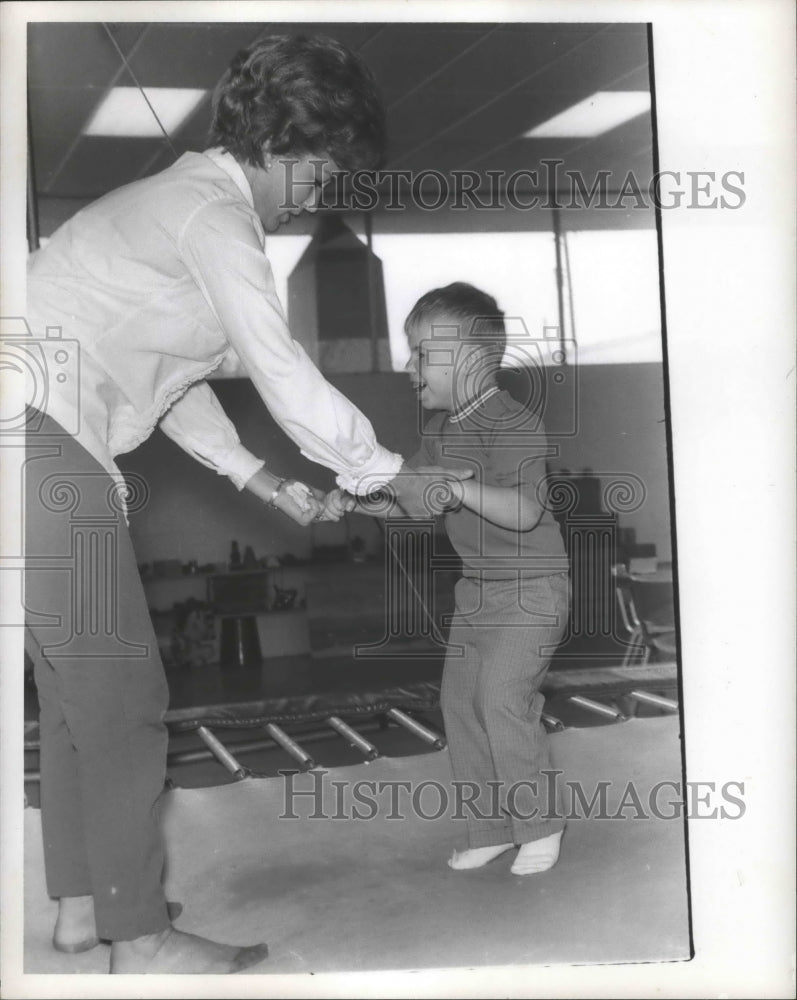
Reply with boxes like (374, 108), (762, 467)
(264, 723), (316, 771)
(196, 726), (248, 780)
(628, 690), (679, 712)
(542, 712), (565, 732)
(567, 696), (626, 722)
(386, 708), (446, 749)
(327, 716), (379, 760)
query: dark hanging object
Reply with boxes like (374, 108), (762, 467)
(287, 214), (391, 374)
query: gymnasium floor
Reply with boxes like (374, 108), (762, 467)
(24, 715), (690, 975)
(23, 552), (687, 975)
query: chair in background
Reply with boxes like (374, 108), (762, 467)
(613, 564), (677, 668)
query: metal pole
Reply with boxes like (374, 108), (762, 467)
(364, 210), (380, 373)
(196, 726), (248, 780)
(327, 716), (380, 760)
(386, 708), (446, 749)
(264, 723), (316, 770)
(27, 109), (40, 253)
(562, 229), (577, 349)
(551, 207), (567, 363)
(567, 695), (626, 722)
(541, 712), (565, 732)
(629, 690), (679, 713)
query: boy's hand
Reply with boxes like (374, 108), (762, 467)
(311, 488), (356, 522)
(390, 464), (470, 518)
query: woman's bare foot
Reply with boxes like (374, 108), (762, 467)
(53, 898), (183, 954)
(110, 927), (269, 974)
(53, 895), (98, 953)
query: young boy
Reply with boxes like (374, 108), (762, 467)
(353, 282), (570, 874)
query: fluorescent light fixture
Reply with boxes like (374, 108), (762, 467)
(523, 91), (651, 139)
(84, 87), (207, 137)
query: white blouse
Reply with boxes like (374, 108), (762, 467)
(26, 147), (403, 493)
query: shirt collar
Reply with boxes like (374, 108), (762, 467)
(203, 147), (254, 209)
(448, 384), (500, 424)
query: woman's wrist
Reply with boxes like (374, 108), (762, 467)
(243, 467), (284, 504)
(267, 477), (287, 507)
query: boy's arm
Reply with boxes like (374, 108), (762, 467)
(349, 416), (457, 519)
(349, 487), (406, 520)
(347, 475), (542, 529)
(459, 479), (544, 532)
(345, 464), (475, 520)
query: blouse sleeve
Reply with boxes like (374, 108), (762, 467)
(158, 380), (265, 490)
(177, 198), (403, 495)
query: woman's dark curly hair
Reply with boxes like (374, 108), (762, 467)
(209, 35), (386, 172)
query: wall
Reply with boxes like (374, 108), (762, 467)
(120, 363), (673, 568)
(540, 364), (672, 560)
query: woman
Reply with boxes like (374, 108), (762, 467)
(25, 34), (463, 974)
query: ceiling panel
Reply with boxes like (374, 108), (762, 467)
(28, 22), (146, 88)
(385, 90), (491, 147)
(604, 64), (651, 91)
(487, 117), (655, 187)
(403, 136), (577, 179)
(169, 94), (214, 145)
(386, 29), (649, 171)
(28, 21), (655, 209)
(29, 87), (104, 191)
(556, 114), (655, 172)
(417, 24), (603, 95)
(248, 22), (388, 53)
(120, 23), (266, 88)
(50, 137), (168, 197)
(430, 89), (596, 147)
(507, 36), (648, 108)
(363, 26), (498, 103)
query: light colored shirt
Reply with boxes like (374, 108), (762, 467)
(26, 148), (403, 494)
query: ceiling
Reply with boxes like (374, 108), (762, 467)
(28, 21), (654, 226)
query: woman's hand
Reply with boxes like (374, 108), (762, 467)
(244, 468), (323, 526)
(271, 479), (324, 525)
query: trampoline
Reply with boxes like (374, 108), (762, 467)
(24, 653), (689, 974)
(24, 652), (679, 779)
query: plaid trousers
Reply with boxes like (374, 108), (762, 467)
(441, 572), (570, 847)
(25, 412), (171, 941)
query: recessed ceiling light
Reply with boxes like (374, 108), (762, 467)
(84, 87), (207, 138)
(523, 91), (651, 139)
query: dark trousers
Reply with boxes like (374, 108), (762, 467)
(24, 412), (170, 941)
(441, 573), (570, 848)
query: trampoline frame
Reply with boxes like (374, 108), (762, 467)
(24, 661), (679, 784)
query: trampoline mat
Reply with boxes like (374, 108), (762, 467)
(24, 656), (679, 741)
(24, 716), (690, 974)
